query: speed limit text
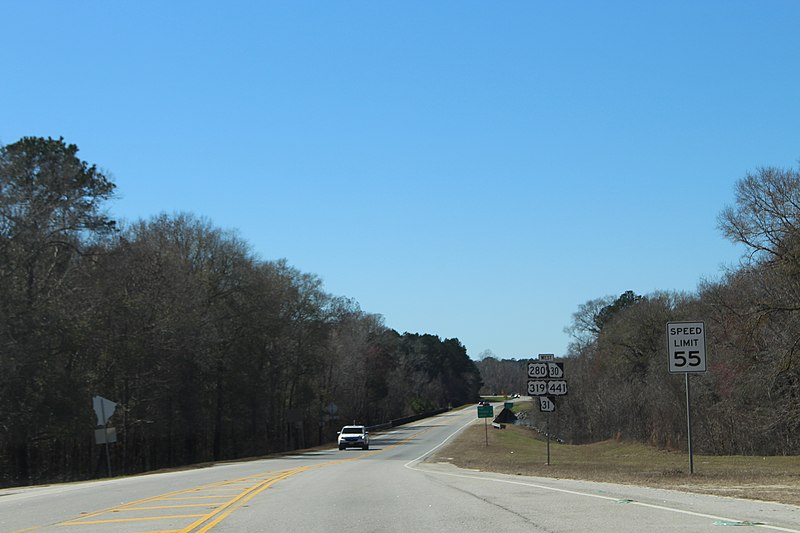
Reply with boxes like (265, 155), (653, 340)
(669, 326), (702, 335)
(673, 338), (700, 347)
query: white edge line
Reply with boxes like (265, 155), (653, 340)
(405, 414), (800, 533)
(404, 414), (477, 469)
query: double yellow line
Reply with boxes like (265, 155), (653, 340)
(58, 468), (301, 532)
(54, 427), (430, 533)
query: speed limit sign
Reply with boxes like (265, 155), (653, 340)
(667, 321), (707, 373)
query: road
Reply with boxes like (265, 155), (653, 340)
(2, 407), (798, 533)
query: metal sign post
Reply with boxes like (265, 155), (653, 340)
(546, 413), (551, 465)
(477, 404), (494, 446)
(528, 355), (566, 466)
(537, 397), (556, 465)
(685, 374), (693, 474)
(93, 395), (117, 477)
(100, 400), (111, 477)
(667, 322), (707, 475)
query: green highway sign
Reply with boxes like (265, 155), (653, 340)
(477, 405), (493, 418)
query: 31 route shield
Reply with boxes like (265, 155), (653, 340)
(539, 397), (555, 412)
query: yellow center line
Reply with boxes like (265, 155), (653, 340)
(188, 488), (243, 493)
(58, 426), (433, 532)
(185, 428), (434, 533)
(158, 496), (231, 501)
(57, 472), (286, 524)
(60, 471), (291, 528)
(66, 514), (207, 525)
(122, 503), (225, 511)
(177, 468), (310, 533)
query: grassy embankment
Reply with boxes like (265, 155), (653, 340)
(432, 401), (800, 506)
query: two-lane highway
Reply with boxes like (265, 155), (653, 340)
(2, 407), (798, 532)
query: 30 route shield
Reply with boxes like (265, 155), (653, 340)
(547, 362), (564, 378)
(528, 361), (565, 379)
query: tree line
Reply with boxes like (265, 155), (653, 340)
(478, 166), (800, 456)
(0, 137), (482, 487)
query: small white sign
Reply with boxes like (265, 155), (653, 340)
(667, 321), (707, 373)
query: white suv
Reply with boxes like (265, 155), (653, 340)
(337, 425), (369, 450)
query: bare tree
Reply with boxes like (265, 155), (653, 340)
(719, 165), (800, 269)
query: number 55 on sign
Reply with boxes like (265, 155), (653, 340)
(667, 321), (707, 373)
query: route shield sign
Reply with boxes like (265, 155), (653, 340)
(547, 362), (564, 378)
(527, 380), (548, 396)
(539, 397), (555, 412)
(527, 362), (549, 379)
(547, 380), (568, 396)
(667, 321), (707, 373)
(528, 361), (564, 379)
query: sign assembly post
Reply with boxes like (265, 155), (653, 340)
(527, 355), (567, 466)
(667, 321), (707, 475)
(539, 397), (556, 465)
(93, 395), (117, 477)
(477, 404), (494, 446)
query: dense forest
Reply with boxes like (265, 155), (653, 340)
(478, 166), (800, 456)
(0, 137), (483, 487)
(4, 136), (799, 488)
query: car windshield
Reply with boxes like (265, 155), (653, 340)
(342, 427), (363, 434)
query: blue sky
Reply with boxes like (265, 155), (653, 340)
(2, 2), (799, 359)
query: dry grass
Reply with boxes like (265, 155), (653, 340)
(429, 423), (800, 506)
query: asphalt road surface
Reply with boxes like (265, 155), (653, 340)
(2, 408), (799, 533)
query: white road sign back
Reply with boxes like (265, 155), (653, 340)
(93, 395), (117, 426)
(667, 321), (707, 373)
